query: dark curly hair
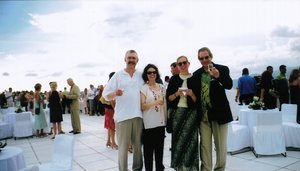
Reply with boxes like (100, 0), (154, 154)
(34, 83), (42, 91)
(142, 64), (161, 83)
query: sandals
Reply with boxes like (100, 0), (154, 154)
(106, 142), (111, 148)
(111, 144), (118, 150)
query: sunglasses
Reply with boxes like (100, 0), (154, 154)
(177, 61), (188, 66)
(198, 55), (210, 61)
(147, 71), (157, 75)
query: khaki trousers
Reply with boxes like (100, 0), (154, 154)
(200, 120), (228, 171)
(70, 108), (81, 132)
(116, 117), (143, 171)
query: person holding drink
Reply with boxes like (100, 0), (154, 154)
(193, 47), (233, 171)
(166, 56), (199, 171)
(140, 64), (166, 171)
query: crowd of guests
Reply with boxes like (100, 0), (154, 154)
(235, 65), (300, 122)
(1, 47), (300, 171)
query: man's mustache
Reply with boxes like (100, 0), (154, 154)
(128, 61), (136, 65)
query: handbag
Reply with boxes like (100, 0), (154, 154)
(35, 104), (40, 115)
(166, 108), (176, 133)
(268, 89), (280, 98)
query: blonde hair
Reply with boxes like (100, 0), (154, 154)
(50, 82), (57, 90)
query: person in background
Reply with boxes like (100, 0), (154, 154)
(166, 56), (199, 171)
(87, 84), (96, 115)
(20, 91), (28, 111)
(235, 68), (256, 105)
(102, 50), (143, 171)
(288, 68), (300, 123)
(80, 88), (88, 114)
(26, 91), (34, 113)
(163, 76), (170, 90)
(141, 64), (166, 171)
(170, 62), (180, 76)
(101, 72), (118, 149)
(5, 87), (14, 107)
(48, 82), (65, 139)
(61, 87), (70, 114)
(0, 91), (7, 108)
(65, 78), (81, 134)
(95, 85), (104, 116)
(34, 83), (48, 138)
(274, 65), (289, 110)
(289, 69), (300, 104)
(193, 47), (233, 171)
(260, 66), (277, 109)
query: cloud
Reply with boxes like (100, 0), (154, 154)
(25, 73), (38, 77)
(271, 26), (300, 38)
(290, 38), (300, 52)
(76, 63), (98, 68)
(2, 72), (9, 76)
(50, 72), (63, 77)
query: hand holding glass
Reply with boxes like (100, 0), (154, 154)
(157, 95), (164, 105)
(115, 88), (124, 96)
(178, 87), (188, 96)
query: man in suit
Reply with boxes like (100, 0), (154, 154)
(65, 78), (81, 134)
(193, 47), (233, 171)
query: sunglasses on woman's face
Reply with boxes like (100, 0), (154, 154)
(177, 61), (188, 66)
(147, 71), (157, 75)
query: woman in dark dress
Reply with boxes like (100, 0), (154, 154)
(260, 67), (277, 109)
(166, 56), (199, 171)
(288, 69), (300, 123)
(48, 82), (64, 139)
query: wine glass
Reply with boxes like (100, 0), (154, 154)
(178, 87), (188, 96)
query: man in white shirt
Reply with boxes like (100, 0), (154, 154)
(5, 87), (14, 107)
(87, 84), (96, 115)
(103, 50), (144, 171)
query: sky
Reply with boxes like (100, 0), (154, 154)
(0, 0), (300, 92)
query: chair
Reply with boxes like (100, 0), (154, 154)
(227, 121), (251, 155)
(281, 104), (300, 149)
(13, 112), (33, 140)
(0, 121), (12, 139)
(18, 165), (39, 171)
(252, 110), (286, 157)
(38, 134), (75, 171)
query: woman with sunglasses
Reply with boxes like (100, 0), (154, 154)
(166, 56), (199, 171)
(140, 64), (166, 171)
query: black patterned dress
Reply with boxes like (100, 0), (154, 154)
(48, 91), (63, 123)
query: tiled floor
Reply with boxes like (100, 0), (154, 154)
(3, 113), (300, 171)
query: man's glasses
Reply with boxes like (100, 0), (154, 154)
(147, 71), (157, 75)
(198, 56), (210, 61)
(177, 61), (188, 66)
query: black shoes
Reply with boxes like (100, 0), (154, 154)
(69, 130), (80, 134)
(0, 142), (7, 148)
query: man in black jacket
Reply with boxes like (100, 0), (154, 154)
(193, 47), (233, 171)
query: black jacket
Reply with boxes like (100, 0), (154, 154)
(166, 74), (197, 109)
(193, 63), (233, 124)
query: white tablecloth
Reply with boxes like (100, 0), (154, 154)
(238, 108), (281, 146)
(0, 146), (26, 171)
(0, 107), (16, 115)
(2, 112), (33, 136)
